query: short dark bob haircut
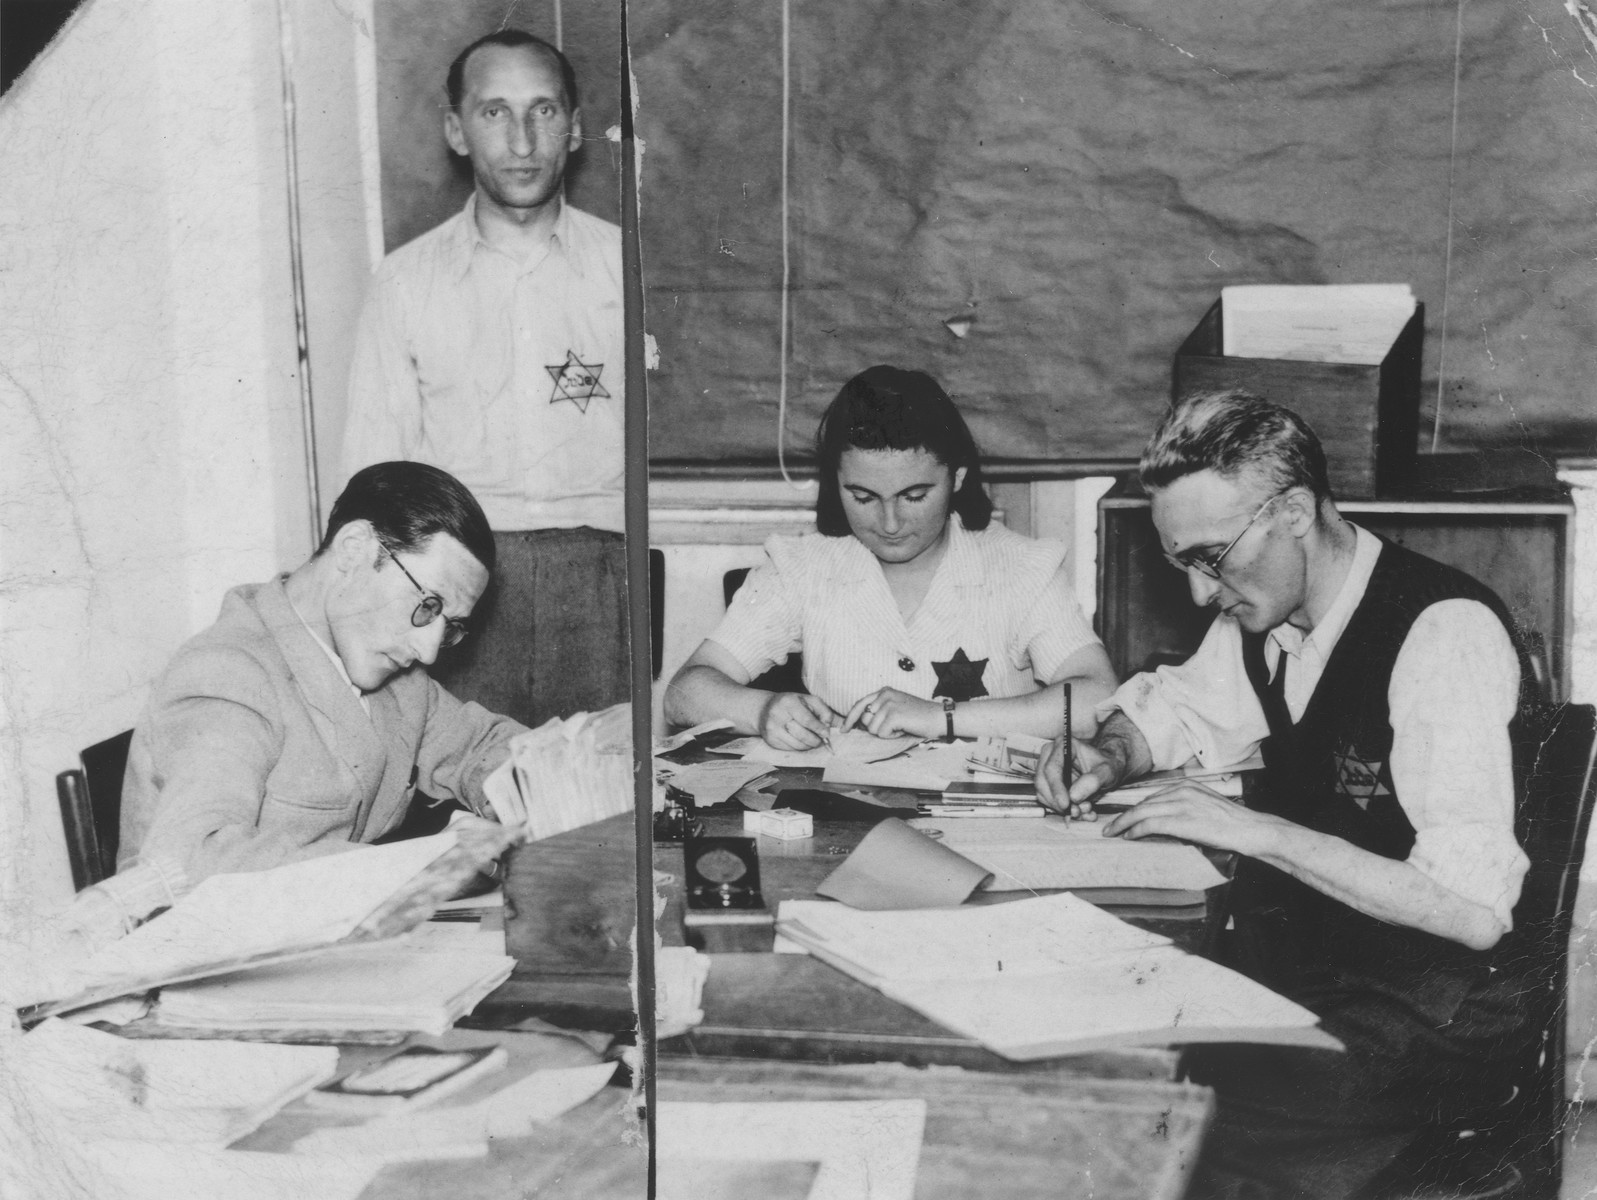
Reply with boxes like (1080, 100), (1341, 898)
(320, 462), (496, 574)
(814, 365), (993, 537)
(446, 29), (579, 112)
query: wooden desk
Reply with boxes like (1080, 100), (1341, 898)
(653, 771), (1232, 1079)
(656, 1057), (1213, 1200)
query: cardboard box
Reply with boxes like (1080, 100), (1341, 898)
(1172, 299), (1424, 498)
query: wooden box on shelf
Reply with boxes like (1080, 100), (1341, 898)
(1173, 299), (1424, 499)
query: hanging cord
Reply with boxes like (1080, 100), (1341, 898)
(1430, 0), (1466, 453)
(774, 0), (811, 489)
(275, 0), (321, 540)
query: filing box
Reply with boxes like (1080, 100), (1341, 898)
(1172, 299), (1425, 499)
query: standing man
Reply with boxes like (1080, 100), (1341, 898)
(1036, 392), (1535, 1199)
(342, 30), (626, 729)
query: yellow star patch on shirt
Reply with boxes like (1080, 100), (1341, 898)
(932, 648), (990, 702)
(1333, 747), (1393, 810)
(545, 351), (610, 412)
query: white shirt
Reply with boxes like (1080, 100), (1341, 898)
(1106, 526), (1527, 932)
(341, 196), (624, 533)
(708, 518), (1102, 714)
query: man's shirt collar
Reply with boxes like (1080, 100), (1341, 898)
(448, 192), (578, 283)
(1268, 524), (1381, 664)
(285, 588), (371, 713)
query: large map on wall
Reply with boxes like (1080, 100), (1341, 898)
(633, 0), (1597, 466)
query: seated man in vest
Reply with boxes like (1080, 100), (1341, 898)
(91, 461), (531, 936)
(1035, 391), (1532, 1200)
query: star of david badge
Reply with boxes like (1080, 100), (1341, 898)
(1333, 747), (1393, 811)
(932, 648), (990, 702)
(545, 351), (610, 413)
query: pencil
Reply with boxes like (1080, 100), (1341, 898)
(1062, 681), (1073, 792)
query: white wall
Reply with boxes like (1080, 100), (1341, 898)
(0, 0), (362, 926)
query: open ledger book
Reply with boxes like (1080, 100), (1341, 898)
(15, 823), (515, 1024)
(777, 893), (1340, 1061)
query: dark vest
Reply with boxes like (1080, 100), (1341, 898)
(1229, 535), (1535, 1030)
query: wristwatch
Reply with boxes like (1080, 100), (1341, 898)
(942, 696), (956, 742)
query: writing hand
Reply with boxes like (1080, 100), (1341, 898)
(1035, 735), (1126, 820)
(841, 687), (939, 740)
(759, 692), (841, 750)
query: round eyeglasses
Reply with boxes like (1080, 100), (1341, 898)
(380, 544), (470, 647)
(1162, 491), (1288, 580)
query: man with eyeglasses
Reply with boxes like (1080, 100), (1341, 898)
(1036, 391), (1534, 1199)
(102, 462), (531, 927)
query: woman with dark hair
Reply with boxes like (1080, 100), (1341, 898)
(665, 366), (1116, 749)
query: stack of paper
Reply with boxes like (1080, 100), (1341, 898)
(777, 893), (1337, 1060)
(17, 1018), (337, 1146)
(1220, 283), (1416, 364)
(18, 830), (464, 1019)
(156, 945), (515, 1037)
(483, 703), (635, 840)
(966, 732), (1049, 778)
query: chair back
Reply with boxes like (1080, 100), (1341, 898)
(1360, 702), (1597, 1200)
(54, 729), (133, 891)
(1503, 701), (1597, 1191)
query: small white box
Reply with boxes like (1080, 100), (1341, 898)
(742, 809), (765, 833)
(757, 808), (813, 840)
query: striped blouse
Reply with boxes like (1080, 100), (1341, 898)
(707, 518), (1102, 714)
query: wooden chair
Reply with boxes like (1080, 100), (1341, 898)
(54, 729), (134, 891)
(1358, 702), (1597, 1200)
(721, 567), (806, 694)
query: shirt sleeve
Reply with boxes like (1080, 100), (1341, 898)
(414, 680), (526, 819)
(1102, 615), (1270, 771)
(1012, 562), (1103, 682)
(340, 268), (422, 487)
(703, 551), (804, 681)
(1389, 599), (1526, 932)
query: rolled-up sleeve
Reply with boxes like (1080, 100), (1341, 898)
(1013, 563), (1103, 683)
(1390, 600), (1526, 933)
(703, 552), (804, 680)
(1101, 615), (1270, 772)
(415, 680), (526, 818)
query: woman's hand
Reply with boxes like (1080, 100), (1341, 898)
(759, 692), (841, 750)
(842, 687), (941, 740)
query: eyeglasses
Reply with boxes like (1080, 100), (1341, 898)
(1162, 491), (1288, 580)
(380, 544), (470, 647)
